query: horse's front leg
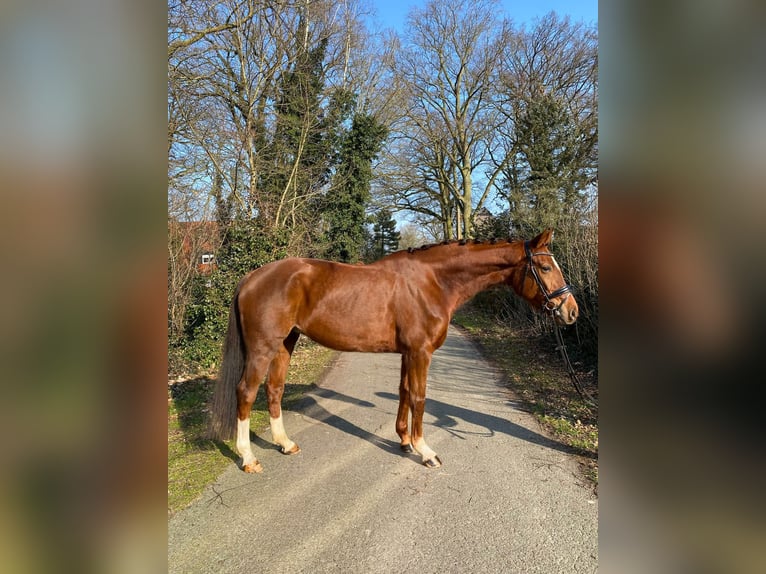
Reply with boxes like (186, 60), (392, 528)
(404, 350), (441, 468)
(396, 359), (413, 453)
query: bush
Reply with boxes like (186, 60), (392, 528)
(168, 221), (291, 377)
(473, 209), (598, 365)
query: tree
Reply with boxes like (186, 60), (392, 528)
(502, 91), (592, 236)
(367, 209), (401, 261)
(259, 46), (363, 251)
(494, 12), (597, 236)
(381, 0), (508, 239)
(167, 0), (384, 371)
(486, 13), (598, 355)
(168, 0), (370, 233)
(323, 113), (388, 262)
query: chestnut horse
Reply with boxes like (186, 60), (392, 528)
(208, 229), (578, 472)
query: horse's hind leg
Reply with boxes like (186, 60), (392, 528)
(266, 329), (301, 455)
(236, 352), (273, 473)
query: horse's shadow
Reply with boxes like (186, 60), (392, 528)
(380, 390), (578, 455)
(221, 386), (402, 464)
(292, 388), (402, 454)
(176, 380), (580, 465)
(283, 387), (576, 461)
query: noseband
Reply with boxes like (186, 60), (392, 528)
(524, 241), (572, 317)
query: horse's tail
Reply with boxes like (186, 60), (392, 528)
(207, 283), (245, 441)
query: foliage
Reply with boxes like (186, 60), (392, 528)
(259, 42), (355, 227)
(473, 206), (598, 361)
(169, 218), (290, 376)
(501, 92), (596, 238)
(323, 113), (388, 262)
(366, 208), (401, 261)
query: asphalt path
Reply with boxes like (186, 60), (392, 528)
(168, 326), (598, 573)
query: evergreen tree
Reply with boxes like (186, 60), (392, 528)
(504, 92), (593, 237)
(368, 209), (401, 261)
(258, 39), (328, 223)
(258, 39), (355, 234)
(324, 113), (388, 262)
(211, 170), (229, 227)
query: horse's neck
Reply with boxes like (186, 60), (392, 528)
(431, 243), (524, 311)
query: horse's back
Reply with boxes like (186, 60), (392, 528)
(235, 257), (451, 353)
(236, 259), (397, 349)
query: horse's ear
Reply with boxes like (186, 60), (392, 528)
(531, 229), (554, 248)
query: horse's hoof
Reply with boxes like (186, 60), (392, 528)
(400, 444), (414, 454)
(280, 444), (301, 455)
(242, 461), (263, 473)
(423, 456), (442, 469)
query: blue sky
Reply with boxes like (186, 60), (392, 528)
(368, 0), (597, 32)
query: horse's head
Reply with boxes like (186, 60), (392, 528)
(515, 229), (579, 326)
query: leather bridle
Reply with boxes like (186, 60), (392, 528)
(524, 241), (595, 407)
(523, 241), (573, 318)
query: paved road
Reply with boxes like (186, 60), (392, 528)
(168, 326), (598, 573)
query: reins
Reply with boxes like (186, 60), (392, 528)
(551, 319), (597, 408)
(524, 241), (597, 410)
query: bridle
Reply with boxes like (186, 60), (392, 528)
(523, 241), (572, 318)
(523, 241), (596, 408)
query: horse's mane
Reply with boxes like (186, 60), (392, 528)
(378, 237), (517, 261)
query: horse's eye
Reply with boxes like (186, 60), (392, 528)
(541, 265), (552, 272)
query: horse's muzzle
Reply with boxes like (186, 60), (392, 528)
(550, 294), (578, 325)
(554, 305), (579, 325)
(561, 305), (578, 325)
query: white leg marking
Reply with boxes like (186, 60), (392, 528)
(270, 414), (296, 452)
(413, 437), (438, 463)
(236, 418), (257, 466)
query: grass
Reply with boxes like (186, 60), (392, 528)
(453, 303), (598, 488)
(167, 338), (337, 514)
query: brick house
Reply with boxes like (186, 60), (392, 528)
(168, 220), (220, 276)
